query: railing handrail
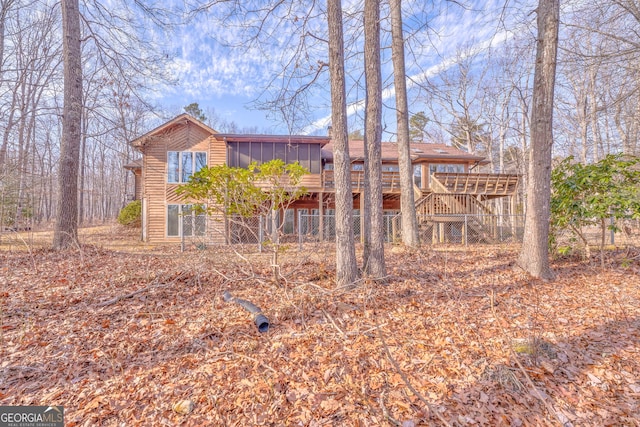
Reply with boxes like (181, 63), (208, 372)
(431, 172), (519, 195)
(322, 169), (403, 191)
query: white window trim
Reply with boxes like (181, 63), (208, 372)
(167, 151), (207, 183)
(167, 204), (207, 238)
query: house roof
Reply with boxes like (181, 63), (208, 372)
(128, 113), (486, 165)
(322, 140), (487, 164)
(130, 113), (218, 149)
(124, 159), (142, 170)
(212, 134), (330, 145)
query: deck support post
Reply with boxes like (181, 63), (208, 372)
(391, 213), (397, 243)
(510, 193), (517, 237)
(298, 210), (303, 251)
(319, 193), (324, 242)
(432, 221), (437, 245)
(463, 215), (468, 246)
(359, 192), (365, 243)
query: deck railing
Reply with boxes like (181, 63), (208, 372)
(431, 172), (519, 195)
(322, 170), (403, 192)
(322, 170), (519, 195)
(416, 193), (493, 216)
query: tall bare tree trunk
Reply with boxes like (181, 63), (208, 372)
(53, 0), (82, 249)
(327, 0), (358, 287)
(390, 0), (419, 248)
(0, 0), (14, 78)
(362, 0), (386, 278)
(78, 108), (88, 225)
(517, 0), (559, 280)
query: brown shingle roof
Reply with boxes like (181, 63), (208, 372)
(212, 134), (330, 145)
(322, 140), (486, 163)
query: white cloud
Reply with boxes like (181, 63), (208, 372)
(302, 0), (535, 134)
(150, 0), (538, 132)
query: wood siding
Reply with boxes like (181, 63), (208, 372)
(209, 136), (226, 166)
(300, 174), (322, 191)
(142, 121), (225, 244)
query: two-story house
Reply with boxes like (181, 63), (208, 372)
(125, 113), (520, 245)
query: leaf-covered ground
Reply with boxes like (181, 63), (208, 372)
(1, 232), (639, 426)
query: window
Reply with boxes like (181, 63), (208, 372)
(167, 204), (206, 237)
(310, 145), (321, 173)
(283, 209), (295, 234)
(414, 164), (422, 186)
(227, 142), (322, 173)
(167, 151), (207, 183)
(275, 143), (287, 162)
(429, 163), (465, 174)
(261, 142), (274, 163)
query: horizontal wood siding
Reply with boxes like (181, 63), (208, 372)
(301, 174), (322, 191)
(210, 136), (226, 166)
(253, 174), (322, 193)
(142, 121), (216, 243)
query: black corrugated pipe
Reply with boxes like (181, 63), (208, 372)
(222, 291), (270, 333)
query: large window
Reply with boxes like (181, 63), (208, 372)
(414, 164), (422, 186)
(430, 163), (466, 174)
(167, 204), (206, 237)
(168, 151), (207, 183)
(228, 142), (322, 174)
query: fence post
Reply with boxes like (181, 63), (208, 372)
(610, 216), (615, 245)
(258, 216), (263, 253)
(464, 215), (468, 246)
(298, 211), (303, 251)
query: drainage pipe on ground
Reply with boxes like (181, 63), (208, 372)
(222, 291), (270, 333)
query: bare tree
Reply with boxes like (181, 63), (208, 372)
(516, 0), (560, 280)
(362, 0), (385, 278)
(53, 0), (82, 249)
(424, 46), (490, 155)
(390, 0), (419, 247)
(0, 3), (61, 231)
(0, 0), (16, 77)
(328, 0), (358, 287)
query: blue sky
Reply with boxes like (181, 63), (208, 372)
(153, 0), (537, 136)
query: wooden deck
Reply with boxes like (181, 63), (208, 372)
(321, 170), (519, 196)
(431, 172), (519, 196)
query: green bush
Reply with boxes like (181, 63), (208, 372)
(118, 200), (141, 227)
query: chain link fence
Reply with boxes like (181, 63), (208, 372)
(552, 218), (640, 250)
(416, 214), (525, 245)
(180, 213), (298, 251)
(296, 212), (526, 248)
(178, 212), (639, 251)
(296, 212), (400, 244)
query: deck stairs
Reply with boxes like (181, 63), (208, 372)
(413, 173), (517, 243)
